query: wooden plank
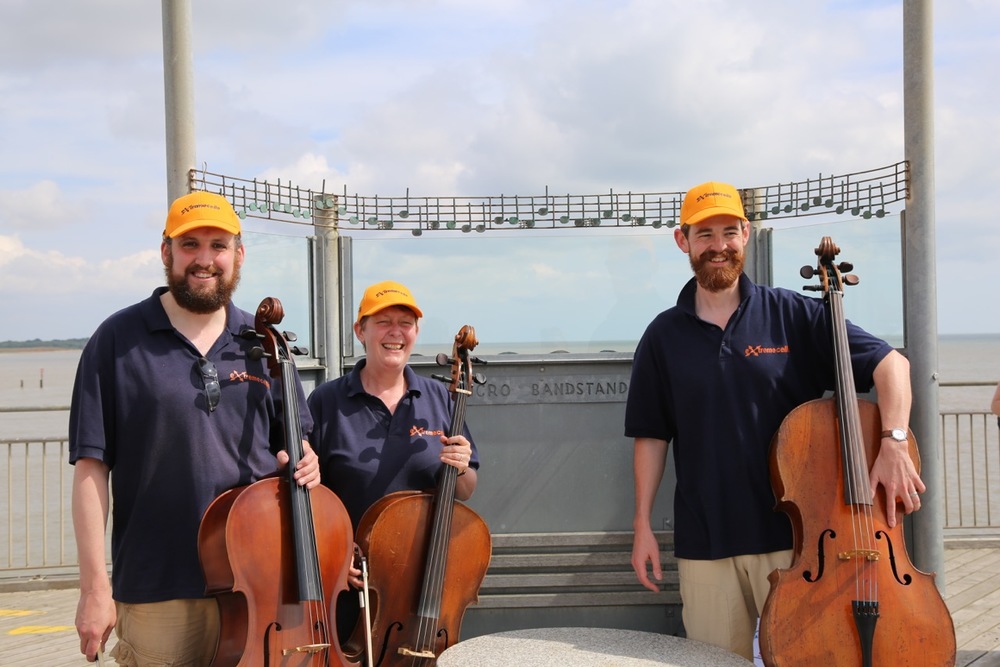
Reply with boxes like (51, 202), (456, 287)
(473, 590), (679, 609)
(490, 530), (673, 550)
(486, 551), (656, 570)
(946, 545), (1000, 665)
(482, 571), (678, 590)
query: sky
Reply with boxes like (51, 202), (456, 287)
(1, 0), (998, 349)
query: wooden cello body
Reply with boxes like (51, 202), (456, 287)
(200, 478), (356, 666)
(759, 239), (955, 667)
(198, 297), (357, 667)
(345, 325), (492, 667)
(348, 491), (491, 666)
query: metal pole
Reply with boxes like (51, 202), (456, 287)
(161, 0), (196, 205)
(903, 0), (944, 590)
(313, 197), (342, 383)
(745, 189), (773, 287)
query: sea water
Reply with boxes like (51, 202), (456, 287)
(1, 335), (998, 440)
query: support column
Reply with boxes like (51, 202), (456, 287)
(903, 0), (944, 589)
(313, 197), (342, 383)
(161, 0), (196, 204)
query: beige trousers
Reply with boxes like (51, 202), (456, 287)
(677, 549), (793, 660)
(110, 598), (220, 667)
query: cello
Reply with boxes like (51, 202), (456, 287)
(759, 238), (955, 666)
(346, 325), (492, 666)
(198, 297), (357, 667)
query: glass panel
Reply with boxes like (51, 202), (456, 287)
(242, 214), (903, 361)
(770, 214), (903, 346)
(348, 230), (694, 356)
(235, 231), (313, 355)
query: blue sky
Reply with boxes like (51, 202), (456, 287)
(1, 1), (998, 347)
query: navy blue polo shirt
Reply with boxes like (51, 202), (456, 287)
(308, 359), (479, 529)
(624, 274), (891, 560)
(69, 287), (313, 603)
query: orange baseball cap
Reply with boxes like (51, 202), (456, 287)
(680, 181), (747, 227)
(356, 280), (423, 323)
(164, 191), (241, 238)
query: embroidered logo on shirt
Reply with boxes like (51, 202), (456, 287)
(744, 344), (790, 357)
(228, 370), (271, 389)
(410, 426), (445, 438)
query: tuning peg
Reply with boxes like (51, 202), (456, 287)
(800, 265), (816, 279)
(239, 326), (263, 341)
(283, 330), (298, 342)
(843, 274), (860, 287)
(291, 346), (309, 356)
(472, 372), (487, 385)
(430, 373), (451, 384)
(838, 262), (854, 272)
(247, 346), (268, 361)
(435, 353), (452, 367)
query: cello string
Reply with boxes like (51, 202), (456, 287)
(838, 290), (879, 606)
(412, 357), (470, 663)
(294, 361), (329, 652)
(827, 274), (863, 599)
(425, 359), (468, 659)
(412, 453), (459, 664)
(830, 272), (879, 604)
(279, 345), (334, 656)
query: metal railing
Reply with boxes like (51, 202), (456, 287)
(191, 161), (909, 235)
(1, 436), (80, 580)
(2, 405), (998, 581)
(941, 410), (1000, 535)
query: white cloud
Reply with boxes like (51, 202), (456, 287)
(0, 0), (998, 341)
(0, 181), (71, 231)
(0, 234), (160, 295)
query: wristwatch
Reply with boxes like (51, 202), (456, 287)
(880, 428), (908, 442)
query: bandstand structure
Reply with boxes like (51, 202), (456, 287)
(162, 0), (943, 637)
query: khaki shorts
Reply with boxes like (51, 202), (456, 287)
(678, 549), (793, 660)
(110, 598), (220, 667)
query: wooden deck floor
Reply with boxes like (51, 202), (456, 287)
(945, 541), (1000, 666)
(1, 542), (998, 666)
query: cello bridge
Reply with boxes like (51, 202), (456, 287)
(282, 643), (330, 656)
(399, 647), (437, 658)
(838, 549), (880, 561)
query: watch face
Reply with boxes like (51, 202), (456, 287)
(891, 428), (907, 441)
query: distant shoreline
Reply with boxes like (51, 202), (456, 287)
(0, 333), (996, 355)
(0, 339), (88, 352)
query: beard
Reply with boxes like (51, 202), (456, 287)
(689, 247), (745, 292)
(164, 250), (241, 314)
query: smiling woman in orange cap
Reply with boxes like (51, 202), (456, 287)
(307, 279), (481, 646)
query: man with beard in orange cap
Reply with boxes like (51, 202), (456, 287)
(624, 181), (924, 660)
(70, 191), (321, 665)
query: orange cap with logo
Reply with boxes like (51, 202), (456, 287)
(356, 280), (424, 323)
(164, 191), (242, 239)
(680, 181), (747, 227)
